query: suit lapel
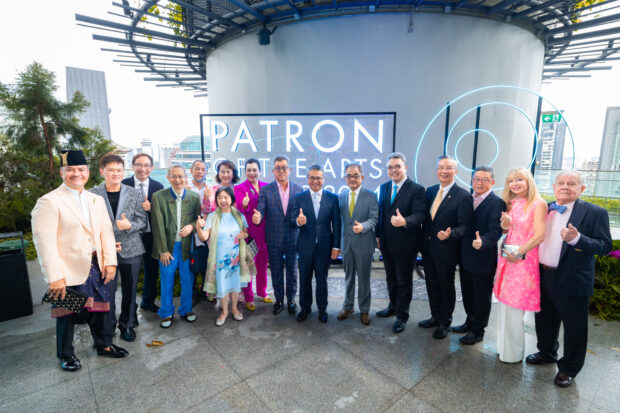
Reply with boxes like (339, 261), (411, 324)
(58, 186), (91, 232)
(434, 184), (457, 219)
(273, 183), (286, 216)
(117, 185), (129, 220)
(167, 190), (178, 228)
(351, 189), (365, 220)
(559, 199), (586, 262)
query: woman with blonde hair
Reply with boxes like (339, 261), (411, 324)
(494, 167), (547, 362)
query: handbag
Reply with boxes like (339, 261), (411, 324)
(190, 236), (208, 274)
(246, 235), (259, 259)
(42, 288), (88, 313)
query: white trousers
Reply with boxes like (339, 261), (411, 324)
(497, 301), (525, 363)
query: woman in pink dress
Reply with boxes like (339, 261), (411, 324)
(234, 158), (273, 310)
(494, 168), (547, 363)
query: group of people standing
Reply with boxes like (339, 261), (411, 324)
(31, 149), (612, 389)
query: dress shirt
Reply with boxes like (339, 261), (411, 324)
(311, 188), (323, 217)
(172, 189), (184, 242)
(539, 200), (580, 267)
(473, 189), (493, 210)
(391, 176), (407, 196)
(437, 181), (455, 201)
(133, 176), (149, 198)
(63, 184), (94, 251)
(276, 180), (290, 213)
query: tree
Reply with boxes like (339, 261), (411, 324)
(0, 62), (90, 174)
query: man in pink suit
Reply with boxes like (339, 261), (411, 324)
(234, 158), (273, 310)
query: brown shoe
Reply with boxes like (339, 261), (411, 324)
(337, 309), (354, 320)
(360, 313), (371, 325)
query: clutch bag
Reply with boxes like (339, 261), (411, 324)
(42, 287), (88, 313)
(246, 236), (259, 259)
(501, 244), (521, 258)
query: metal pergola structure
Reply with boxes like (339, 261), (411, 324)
(76, 0), (620, 97)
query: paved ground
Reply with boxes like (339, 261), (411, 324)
(1, 262), (619, 412)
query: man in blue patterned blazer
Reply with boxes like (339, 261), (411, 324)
(253, 155), (303, 315)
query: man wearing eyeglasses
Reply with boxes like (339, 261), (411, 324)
(456, 166), (506, 345)
(122, 153), (164, 313)
(375, 152), (426, 334)
(337, 163), (379, 325)
(420, 155), (473, 339)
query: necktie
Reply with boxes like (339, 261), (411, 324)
(430, 188), (444, 220)
(549, 202), (567, 214)
(390, 184), (398, 204)
(139, 183), (146, 198)
(313, 192), (320, 218)
(349, 191), (355, 217)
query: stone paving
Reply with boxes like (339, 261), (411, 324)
(0, 263), (618, 412)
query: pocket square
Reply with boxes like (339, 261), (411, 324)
(575, 248), (582, 252)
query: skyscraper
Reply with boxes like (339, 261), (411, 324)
(66, 67), (112, 141)
(595, 106), (620, 198)
(534, 111), (566, 193)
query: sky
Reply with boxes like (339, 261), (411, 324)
(0, 0), (618, 166)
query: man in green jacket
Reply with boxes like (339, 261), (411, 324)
(151, 164), (201, 328)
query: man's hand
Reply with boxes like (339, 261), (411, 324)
(352, 220), (363, 234)
(390, 208), (406, 227)
(160, 252), (174, 266)
(142, 196), (151, 212)
(560, 223), (579, 242)
(500, 211), (512, 229)
(115, 242), (122, 253)
(252, 209), (261, 225)
(297, 208), (307, 226)
(472, 231), (482, 250)
(116, 213), (131, 230)
(48, 279), (66, 300)
(102, 265), (116, 285)
(331, 249), (340, 260)
(242, 192), (250, 208)
(179, 224), (193, 238)
(196, 215), (206, 229)
(437, 227), (451, 241)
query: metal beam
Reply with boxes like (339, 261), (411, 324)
(548, 26), (620, 45)
(487, 0), (521, 15)
(170, 0), (245, 29)
(543, 65), (612, 72)
(511, 0), (565, 19)
(545, 56), (620, 65)
(546, 13), (620, 36)
(226, 0), (268, 21)
(453, 0), (470, 10)
(93, 34), (206, 54)
(145, 76), (205, 81)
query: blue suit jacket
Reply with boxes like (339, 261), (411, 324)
(460, 192), (506, 276)
(255, 181), (303, 248)
(290, 190), (341, 257)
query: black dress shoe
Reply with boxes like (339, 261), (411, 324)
(459, 332), (484, 345)
(140, 303), (159, 313)
(392, 320), (406, 334)
(418, 317), (438, 328)
(288, 301), (297, 315)
(296, 309), (310, 322)
(318, 311), (328, 323)
(376, 308), (396, 318)
(451, 323), (470, 334)
(97, 344), (129, 358)
(526, 352), (557, 365)
(273, 301), (284, 315)
(120, 327), (136, 342)
(59, 355), (81, 372)
(554, 372), (574, 388)
(432, 325), (451, 339)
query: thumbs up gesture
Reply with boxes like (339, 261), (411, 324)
(437, 227), (451, 241)
(196, 215), (206, 229)
(472, 231), (482, 250)
(116, 213), (132, 230)
(390, 208), (406, 227)
(560, 223), (579, 242)
(500, 211), (512, 229)
(297, 208), (307, 226)
(252, 209), (261, 225)
(352, 220), (363, 234)
(142, 195), (151, 211)
(242, 192), (250, 208)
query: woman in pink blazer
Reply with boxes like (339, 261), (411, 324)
(234, 158), (272, 310)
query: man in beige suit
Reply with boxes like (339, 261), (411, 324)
(32, 150), (128, 372)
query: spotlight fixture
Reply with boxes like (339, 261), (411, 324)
(257, 24), (277, 46)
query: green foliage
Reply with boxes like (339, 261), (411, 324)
(540, 194), (620, 214)
(142, 2), (187, 46)
(590, 251), (620, 321)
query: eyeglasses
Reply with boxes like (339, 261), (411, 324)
(472, 178), (491, 183)
(134, 163), (152, 169)
(170, 175), (185, 180)
(273, 166), (289, 172)
(345, 174), (361, 179)
(387, 165), (403, 171)
(308, 176), (323, 181)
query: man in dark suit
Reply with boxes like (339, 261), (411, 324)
(337, 163), (379, 325)
(375, 152), (426, 334)
(122, 153), (164, 313)
(91, 153), (148, 342)
(253, 155), (303, 315)
(456, 166), (506, 345)
(420, 155), (473, 339)
(290, 165), (341, 323)
(526, 171), (612, 388)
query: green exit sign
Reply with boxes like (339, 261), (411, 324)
(542, 114), (562, 123)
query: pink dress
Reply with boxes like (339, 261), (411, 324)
(493, 198), (543, 312)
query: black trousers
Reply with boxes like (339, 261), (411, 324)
(298, 246), (331, 313)
(382, 248), (415, 322)
(56, 310), (110, 359)
(535, 266), (590, 377)
(140, 232), (160, 307)
(104, 255), (141, 340)
(423, 254), (456, 327)
(459, 269), (495, 336)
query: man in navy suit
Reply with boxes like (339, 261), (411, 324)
(456, 166), (506, 345)
(526, 171), (612, 388)
(290, 165), (341, 323)
(122, 153), (164, 313)
(375, 152), (426, 334)
(420, 155), (473, 339)
(253, 155), (303, 315)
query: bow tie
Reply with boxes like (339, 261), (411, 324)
(549, 202), (567, 214)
